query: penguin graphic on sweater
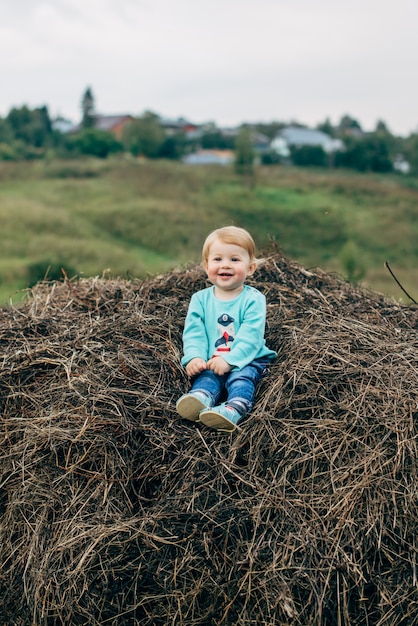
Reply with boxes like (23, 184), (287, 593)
(212, 313), (235, 358)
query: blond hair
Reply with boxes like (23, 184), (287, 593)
(202, 226), (258, 265)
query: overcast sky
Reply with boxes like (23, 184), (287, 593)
(1, 0), (417, 135)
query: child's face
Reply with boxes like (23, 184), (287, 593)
(204, 238), (256, 296)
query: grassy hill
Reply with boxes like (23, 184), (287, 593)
(1, 158), (417, 305)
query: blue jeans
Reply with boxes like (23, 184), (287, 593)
(190, 358), (271, 416)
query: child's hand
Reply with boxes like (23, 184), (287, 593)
(185, 358), (207, 377)
(207, 357), (232, 376)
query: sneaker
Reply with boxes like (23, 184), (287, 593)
(176, 392), (212, 422)
(199, 403), (243, 432)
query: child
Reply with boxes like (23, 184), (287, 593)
(176, 226), (276, 432)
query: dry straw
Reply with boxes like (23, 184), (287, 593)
(0, 252), (417, 625)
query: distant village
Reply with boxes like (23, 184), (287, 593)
(1, 90), (413, 174)
(52, 109), (411, 174)
(54, 112), (346, 162)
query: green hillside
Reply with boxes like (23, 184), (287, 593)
(0, 158), (417, 305)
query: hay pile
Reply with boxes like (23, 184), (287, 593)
(0, 252), (417, 625)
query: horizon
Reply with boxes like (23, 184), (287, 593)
(3, 98), (410, 138)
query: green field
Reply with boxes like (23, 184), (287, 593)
(1, 158), (417, 305)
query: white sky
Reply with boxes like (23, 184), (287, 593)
(1, 0), (417, 136)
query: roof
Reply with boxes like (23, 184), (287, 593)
(275, 126), (344, 153)
(93, 115), (133, 131)
(68, 115), (133, 134)
(182, 149), (234, 165)
(251, 132), (271, 150)
(160, 117), (198, 130)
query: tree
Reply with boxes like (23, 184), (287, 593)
(6, 105), (52, 148)
(336, 134), (393, 173)
(0, 117), (13, 143)
(234, 127), (255, 184)
(81, 87), (95, 129)
(316, 117), (334, 136)
(122, 112), (165, 158)
(338, 115), (363, 134)
(159, 132), (186, 159)
(402, 133), (418, 173)
(375, 119), (391, 135)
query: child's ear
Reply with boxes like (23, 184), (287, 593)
(247, 261), (257, 276)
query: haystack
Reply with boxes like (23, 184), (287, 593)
(0, 252), (417, 625)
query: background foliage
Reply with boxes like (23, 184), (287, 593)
(1, 91), (418, 175)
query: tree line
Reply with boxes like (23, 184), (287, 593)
(1, 87), (418, 175)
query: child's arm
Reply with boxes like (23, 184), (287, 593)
(181, 293), (209, 369)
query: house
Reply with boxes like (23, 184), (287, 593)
(182, 149), (234, 165)
(271, 126), (344, 157)
(217, 127), (270, 153)
(160, 117), (201, 139)
(250, 132), (271, 153)
(216, 126), (239, 139)
(93, 115), (134, 140)
(68, 115), (134, 140)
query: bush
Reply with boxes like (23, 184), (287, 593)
(260, 151), (282, 165)
(336, 135), (393, 173)
(158, 134), (186, 160)
(291, 145), (328, 167)
(0, 143), (18, 161)
(339, 240), (366, 283)
(123, 114), (165, 158)
(27, 259), (78, 287)
(70, 129), (123, 159)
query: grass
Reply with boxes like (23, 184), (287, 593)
(0, 157), (417, 305)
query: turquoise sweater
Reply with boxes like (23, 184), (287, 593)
(181, 285), (276, 370)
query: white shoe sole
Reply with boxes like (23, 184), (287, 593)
(176, 395), (208, 421)
(199, 409), (238, 432)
